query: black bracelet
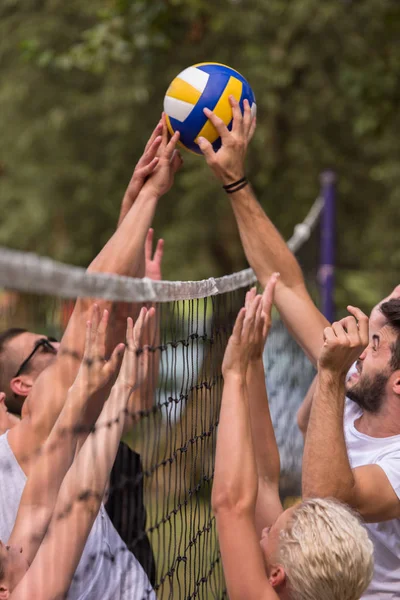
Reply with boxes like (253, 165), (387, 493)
(223, 177), (249, 194)
(223, 176), (247, 190)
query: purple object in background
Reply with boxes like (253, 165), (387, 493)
(319, 171), (336, 323)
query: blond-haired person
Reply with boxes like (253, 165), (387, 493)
(212, 275), (373, 600)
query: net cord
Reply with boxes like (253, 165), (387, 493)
(0, 197), (322, 302)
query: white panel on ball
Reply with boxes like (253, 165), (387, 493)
(178, 66), (209, 93)
(163, 97), (194, 122)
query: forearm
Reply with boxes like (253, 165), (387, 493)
(246, 360), (280, 485)
(87, 187), (159, 278)
(297, 375), (317, 438)
(229, 186), (328, 365)
(229, 186), (303, 289)
(56, 383), (129, 512)
(302, 369), (355, 500)
(212, 373), (258, 513)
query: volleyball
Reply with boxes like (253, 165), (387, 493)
(163, 62), (256, 155)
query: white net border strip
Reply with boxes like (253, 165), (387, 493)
(0, 197), (322, 303)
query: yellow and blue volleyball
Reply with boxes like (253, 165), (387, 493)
(163, 62), (256, 155)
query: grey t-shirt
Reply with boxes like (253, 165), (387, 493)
(0, 432), (155, 599)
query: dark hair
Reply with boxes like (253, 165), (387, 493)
(380, 299), (400, 371)
(0, 328), (28, 406)
(0, 328), (27, 355)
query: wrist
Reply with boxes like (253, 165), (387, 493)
(223, 176), (248, 194)
(222, 369), (246, 383)
(317, 366), (347, 386)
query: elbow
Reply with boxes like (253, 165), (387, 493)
(302, 480), (355, 506)
(211, 488), (256, 517)
(296, 408), (308, 439)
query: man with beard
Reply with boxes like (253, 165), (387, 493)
(302, 299), (400, 598)
(297, 285), (400, 438)
(197, 97), (400, 597)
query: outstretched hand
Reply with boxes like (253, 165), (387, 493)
(143, 113), (183, 198)
(118, 121), (164, 226)
(145, 228), (164, 281)
(197, 96), (256, 185)
(73, 305), (125, 399)
(117, 306), (155, 392)
(247, 273), (280, 362)
(318, 306), (369, 375)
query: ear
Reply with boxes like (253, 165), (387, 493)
(0, 583), (10, 599)
(391, 371), (400, 396)
(268, 564), (286, 589)
(9, 375), (33, 398)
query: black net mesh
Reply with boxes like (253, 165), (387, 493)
(0, 207), (320, 598)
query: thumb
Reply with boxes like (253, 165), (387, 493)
(196, 137), (215, 163)
(0, 392), (5, 405)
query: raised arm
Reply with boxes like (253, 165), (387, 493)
(303, 307), (400, 522)
(8, 307), (124, 565)
(212, 293), (279, 600)
(11, 308), (153, 600)
(9, 127), (182, 474)
(197, 97), (328, 365)
(296, 375), (317, 439)
(244, 280), (283, 537)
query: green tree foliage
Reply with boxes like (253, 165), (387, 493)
(1, 0), (400, 310)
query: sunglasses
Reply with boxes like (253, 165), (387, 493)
(14, 337), (58, 379)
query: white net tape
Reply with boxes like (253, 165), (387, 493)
(0, 197), (322, 301)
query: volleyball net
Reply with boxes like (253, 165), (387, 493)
(0, 196), (322, 599)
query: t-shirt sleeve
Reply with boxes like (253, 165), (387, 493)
(375, 454), (400, 499)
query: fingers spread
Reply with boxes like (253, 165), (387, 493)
(245, 287), (257, 310)
(144, 121), (163, 153)
(196, 136), (214, 161)
(230, 95), (243, 135)
(164, 131), (180, 161)
(232, 307), (246, 341)
(242, 99), (252, 138)
(203, 108), (230, 143)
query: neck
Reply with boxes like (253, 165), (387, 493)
(355, 396), (400, 437)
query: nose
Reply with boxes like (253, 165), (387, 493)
(359, 346), (368, 362)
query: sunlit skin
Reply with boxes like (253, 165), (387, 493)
(0, 540), (29, 593)
(346, 325), (395, 395)
(0, 394), (20, 434)
(4, 333), (60, 416)
(260, 507), (295, 573)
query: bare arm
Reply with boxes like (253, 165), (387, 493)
(296, 375), (317, 438)
(303, 307), (400, 522)
(11, 310), (152, 600)
(9, 129), (181, 474)
(245, 284), (283, 537)
(8, 308), (124, 564)
(197, 96), (328, 366)
(212, 294), (279, 600)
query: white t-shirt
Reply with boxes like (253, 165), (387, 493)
(0, 431), (155, 600)
(344, 398), (400, 599)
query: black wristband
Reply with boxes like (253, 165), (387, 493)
(223, 177), (249, 194)
(223, 176), (247, 190)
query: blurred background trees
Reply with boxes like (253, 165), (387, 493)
(1, 0), (400, 313)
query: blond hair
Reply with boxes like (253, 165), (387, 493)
(279, 498), (374, 600)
